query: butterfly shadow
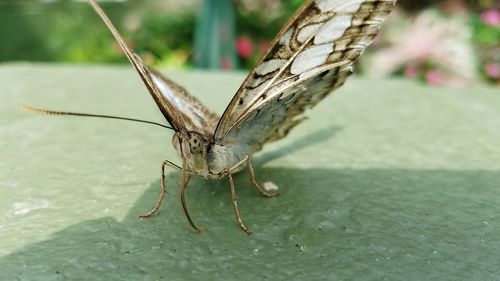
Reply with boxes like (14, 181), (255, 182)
(255, 125), (342, 166)
(1, 168), (499, 280)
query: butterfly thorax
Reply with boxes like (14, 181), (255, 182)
(173, 132), (248, 179)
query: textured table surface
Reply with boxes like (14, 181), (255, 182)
(1, 63), (499, 280)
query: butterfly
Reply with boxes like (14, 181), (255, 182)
(24, 0), (397, 235)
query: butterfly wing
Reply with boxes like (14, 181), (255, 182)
(148, 69), (219, 135)
(214, 0), (396, 153)
(87, 0), (218, 134)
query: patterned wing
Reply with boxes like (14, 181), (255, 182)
(88, 0), (218, 135)
(214, 0), (396, 153)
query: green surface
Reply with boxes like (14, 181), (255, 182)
(1, 63), (500, 280)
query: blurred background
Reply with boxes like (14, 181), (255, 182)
(0, 0), (498, 86)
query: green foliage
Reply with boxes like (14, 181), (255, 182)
(0, 1), (196, 67)
(0, 1), (129, 63)
(132, 12), (195, 63)
(48, 4), (126, 63)
(0, 2), (54, 61)
(470, 14), (500, 45)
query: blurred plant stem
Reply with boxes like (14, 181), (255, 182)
(193, 0), (237, 69)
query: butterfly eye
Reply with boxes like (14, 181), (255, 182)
(185, 132), (204, 154)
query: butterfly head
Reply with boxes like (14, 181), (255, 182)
(172, 131), (210, 177)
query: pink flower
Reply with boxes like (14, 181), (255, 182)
(485, 63), (500, 78)
(368, 11), (476, 84)
(235, 36), (254, 59)
(426, 69), (446, 86)
(481, 10), (500, 26)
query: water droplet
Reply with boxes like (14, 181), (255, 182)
(263, 181), (279, 191)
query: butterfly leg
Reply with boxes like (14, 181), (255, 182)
(224, 169), (252, 235)
(246, 156), (279, 198)
(139, 159), (180, 218)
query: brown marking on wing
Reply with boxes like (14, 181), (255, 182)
(215, 0), (396, 156)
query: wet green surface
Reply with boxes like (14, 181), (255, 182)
(1, 64), (500, 280)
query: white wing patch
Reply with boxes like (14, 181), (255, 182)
(315, 0), (364, 13)
(297, 23), (322, 43)
(255, 59), (288, 76)
(279, 28), (295, 47)
(314, 15), (353, 44)
(291, 44), (333, 75)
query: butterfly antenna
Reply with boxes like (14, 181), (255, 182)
(21, 106), (176, 131)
